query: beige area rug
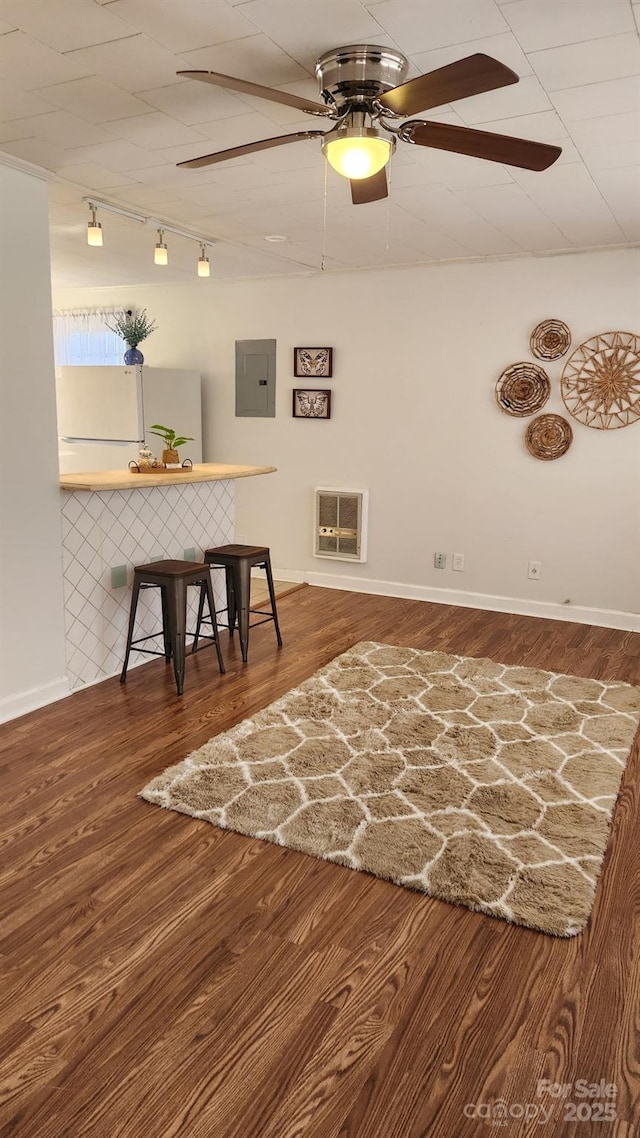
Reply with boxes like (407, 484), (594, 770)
(141, 642), (640, 937)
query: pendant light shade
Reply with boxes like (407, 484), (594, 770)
(87, 203), (103, 246)
(154, 228), (168, 265)
(197, 243), (210, 277)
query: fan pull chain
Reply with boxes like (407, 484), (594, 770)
(385, 162), (392, 259)
(321, 157), (328, 272)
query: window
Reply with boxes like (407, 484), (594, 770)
(52, 308), (124, 367)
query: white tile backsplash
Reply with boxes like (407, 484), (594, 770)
(61, 480), (234, 689)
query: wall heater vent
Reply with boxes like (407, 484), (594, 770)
(314, 487), (369, 563)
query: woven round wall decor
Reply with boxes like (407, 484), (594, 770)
(496, 362), (551, 416)
(530, 318), (571, 360)
(525, 414), (573, 460)
(561, 330), (640, 430)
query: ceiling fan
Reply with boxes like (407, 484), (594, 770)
(176, 45), (562, 204)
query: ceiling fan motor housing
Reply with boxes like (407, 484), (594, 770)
(315, 44), (409, 111)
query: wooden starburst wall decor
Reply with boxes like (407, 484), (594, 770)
(561, 331), (640, 430)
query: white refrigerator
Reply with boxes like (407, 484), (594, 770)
(56, 366), (202, 473)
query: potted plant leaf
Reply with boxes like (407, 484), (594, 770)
(148, 424), (194, 466)
(105, 308), (157, 364)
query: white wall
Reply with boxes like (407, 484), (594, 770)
(0, 158), (68, 720)
(54, 247), (640, 625)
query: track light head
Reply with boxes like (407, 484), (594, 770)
(87, 203), (103, 247)
(154, 228), (168, 266)
(197, 243), (210, 277)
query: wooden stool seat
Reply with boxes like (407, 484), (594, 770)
(120, 559), (225, 696)
(194, 544), (282, 663)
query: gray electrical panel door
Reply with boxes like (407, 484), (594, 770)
(235, 339), (276, 417)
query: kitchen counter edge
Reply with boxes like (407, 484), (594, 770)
(60, 463), (277, 492)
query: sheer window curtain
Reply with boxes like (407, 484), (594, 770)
(52, 308), (125, 366)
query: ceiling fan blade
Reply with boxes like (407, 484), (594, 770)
(405, 120), (562, 171)
(350, 168), (388, 205)
(177, 70), (332, 117)
(378, 54), (518, 117)
(177, 130), (326, 169)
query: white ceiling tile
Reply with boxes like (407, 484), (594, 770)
(0, 136), (63, 168)
(193, 110), (313, 152)
(0, 110), (117, 149)
(530, 34), (640, 93)
(500, 1), (635, 52)
(231, 78), (333, 125)
(181, 34), (310, 85)
(134, 79), (251, 125)
(62, 139), (171, 171)
(511, 161), (626, 244)
(579, 139), (640, 171)
(103, 111), (208, 149)
(411, 32), (533, 84)
(590, 164), (640, 239)
(569, 111), (640, 149)
(371, 0), (508, 55)
(457, 182), (570, 248)
(551, 75), (640, 123)
(474, 108), (568, 142)
(56, 162), (139, 190)
(455, 74), (551, 124)
(108, 0), (259, 53)
(0, 31), (90, 88)
(400, 146), (515, 189)
(394, 182), (524, 253)
(0, 0), (135, 52)
(237, 0), (383, 70)
(0, 18), (14, 33)
(68, 35), (187, 95)
(0, 83), (58, 122)
(32, 77), (153, 124)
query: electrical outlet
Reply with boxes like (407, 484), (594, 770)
(452, 553), (464, 572)
(150, 553), (163, 563)
(528, 560), (542, 580)
(434, 552), (447, 570)
(183, 547), (197, 562)
(110, 565), (127, 588)
(236, 533), (248, 544)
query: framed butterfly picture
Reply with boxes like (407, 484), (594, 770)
(292, 388), (332, 419)
(293, 346), (333, 378)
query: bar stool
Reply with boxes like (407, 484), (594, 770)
(120, 559), (225, 696)
(194, 544), (282, 664)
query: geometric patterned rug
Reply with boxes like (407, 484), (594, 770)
(140, 642), (640, 937)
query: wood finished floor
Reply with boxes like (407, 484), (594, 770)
(1, 586), (639, 1138)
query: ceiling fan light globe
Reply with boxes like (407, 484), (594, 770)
(323, 131), (392, 180)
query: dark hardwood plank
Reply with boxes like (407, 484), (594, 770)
(0, 587), (638, 1137)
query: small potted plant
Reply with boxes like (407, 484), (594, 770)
(105, 308), (157, 364)
(148, 423), (194, 466)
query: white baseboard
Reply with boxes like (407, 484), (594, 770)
(301, 570), (640, 633)
(251, 567), (306, 583)
(0, 676), (71, 724)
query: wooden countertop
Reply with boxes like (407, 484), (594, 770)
(60, 463), (277, 492)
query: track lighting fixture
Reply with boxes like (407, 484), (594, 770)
(81, 197), (216, 270)
(154, 228), (168, 265)
(197, 243), (210, 277)
(87, 203), (103, 247)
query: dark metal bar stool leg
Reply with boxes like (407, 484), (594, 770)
(225, 565), (236, 636)
(204, 574), (226, 674)
(264, 553), (283, 648)
(236, 559), (252, 664)
(160, 585), (172, 662)
(166, 577), (188, 695)
(192, 580), (207, 653)
(120, 578), (142, 683)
